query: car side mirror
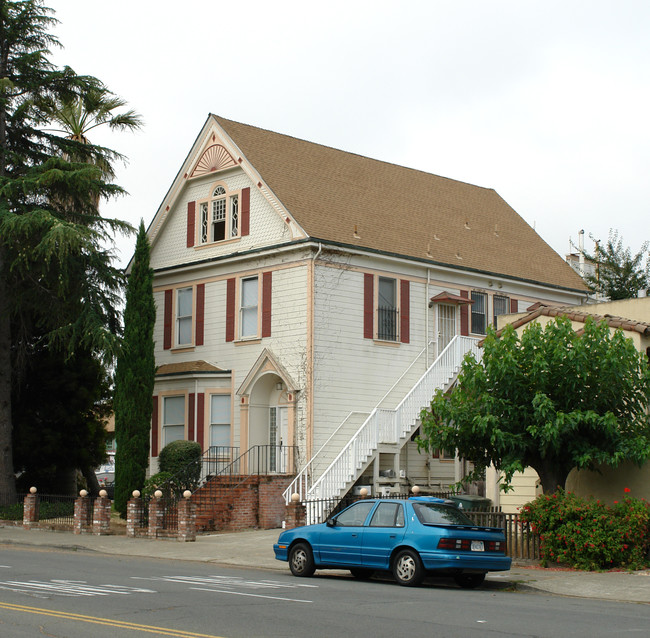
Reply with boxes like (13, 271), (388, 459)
(326, 518), (336, 527)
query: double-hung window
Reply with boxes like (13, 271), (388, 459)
(493, 295), (510, 327)
(471, 291), (487, 335)
(377, 277), (398, 341)
(209, 394), (231, 450)
(162, 396), (185, 447)
(199, 185), (239, 244)
(240, 276), (259, 338)
(176, 287), (193, 346)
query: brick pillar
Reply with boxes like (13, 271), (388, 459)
(22, 489), (39, 529)
(126, 492), (144, 538)
(284, 494), (306, 529)
(92, 491), (111, 535)
(74, 492), (92, 535)
(177, 493), (196, 542)
(148, 491), (164, 539)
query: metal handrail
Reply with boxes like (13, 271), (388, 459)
(285, 336), (480, 504)
(283, 339), (438, 503)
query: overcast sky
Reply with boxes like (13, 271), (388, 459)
(49, 0), (650, 269)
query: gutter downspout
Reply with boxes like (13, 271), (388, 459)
(425, 269), (431, 368)
(194, 379), (199, 444)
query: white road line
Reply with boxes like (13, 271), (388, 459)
(190, 587), (312, 603)
(132, 575), (319, 590)
(0, 579), (156, 598)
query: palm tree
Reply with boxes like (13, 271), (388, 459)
(46, 86), (143, 179)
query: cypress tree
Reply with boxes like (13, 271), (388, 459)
(0, 1), (136, 502)
(114, 221), (155, 516)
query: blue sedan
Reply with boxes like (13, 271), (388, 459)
(274, 496), (511, 588)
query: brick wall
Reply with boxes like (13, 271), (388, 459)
(193, 475), (293, 531)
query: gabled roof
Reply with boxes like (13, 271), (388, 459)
(492, 304), (650, 339)
(214, 115), (587, 292)
(428, 291), (474, 306)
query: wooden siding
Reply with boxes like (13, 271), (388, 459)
(150, 171), (290, 271)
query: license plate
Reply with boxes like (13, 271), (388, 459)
(471, 541), (484, 552)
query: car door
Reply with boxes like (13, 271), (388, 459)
(361, 501), (406, 568)
(317, 501), (376, 566)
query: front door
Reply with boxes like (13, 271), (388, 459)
(269, 406), (288, 472)
(437, 303), (457, 355)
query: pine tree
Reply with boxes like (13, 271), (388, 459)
(584, 230), (650, 300)
(113, 221), (156, 516)
(0, 1), (136, 502)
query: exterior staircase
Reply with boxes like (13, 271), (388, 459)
(283, 336), (481, 517)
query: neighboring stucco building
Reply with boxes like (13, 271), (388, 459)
(138, 115), (588, 512)
(487, 297), (650, 512)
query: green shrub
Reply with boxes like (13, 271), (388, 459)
(158, 440), (201, 474)
(0, 502), (24, 521)
(142, 471), (174, 499)
(158, 440), (202, 494)
(520, 488), (650, 570)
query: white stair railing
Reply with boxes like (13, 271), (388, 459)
(283, 336), (481, 505)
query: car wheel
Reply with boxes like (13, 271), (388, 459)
(392, 549), (424, 586)
(289, 542), (315, 577)
(349, 568), (374, 580)
(454, 573), (486, 589)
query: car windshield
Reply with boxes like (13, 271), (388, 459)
(412, 502), (477, 526)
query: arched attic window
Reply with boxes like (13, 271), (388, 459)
(199, 183), (239, 243)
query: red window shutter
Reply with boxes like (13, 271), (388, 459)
(400, 280), (410, 344)
(363, 273), (374, 339)
(225, 278), (236, 342)
(151, 396), (159, 457)
(510, 298), (518, 313)
(188, 393), (195, 442)
(163, 289), (173, 349)
(196, 283), (205, 346)
(197, 393), (205, 451)
(241, 187), (250, 236)
(460, 290), (469, 336)
(187, 201), (196, 247)
(262, 271), (272, 337)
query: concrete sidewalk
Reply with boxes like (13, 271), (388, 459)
(1, 524), (649, 603)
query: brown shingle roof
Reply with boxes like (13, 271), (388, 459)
(215, 116), (587, 292)
(156, 361), (227, 376)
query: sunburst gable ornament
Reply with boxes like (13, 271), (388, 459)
(190, 144), (237, 177)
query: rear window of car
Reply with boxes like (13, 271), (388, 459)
(412, 503), (476, 526)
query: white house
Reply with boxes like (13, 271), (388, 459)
(139, 115), (588, 518)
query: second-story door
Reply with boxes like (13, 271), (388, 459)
(437, 303), (457, 355)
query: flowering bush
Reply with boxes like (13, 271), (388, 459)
(520, 488), (650, 571)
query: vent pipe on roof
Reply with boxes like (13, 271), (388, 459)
(578, 229), (585, 278)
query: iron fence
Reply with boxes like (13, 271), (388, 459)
(38, 494), (77, 529)
(468, 510), (540, 560)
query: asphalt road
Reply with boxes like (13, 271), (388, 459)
(1, 546), (649, 638)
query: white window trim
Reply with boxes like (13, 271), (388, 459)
(239, 275), (260, 340)
(162, 395), (186, 447)
(197, 182), (241, 245)
(470, 291), (487, 336)
(209, 393), (232, 450)
(176, 287), (194, 347)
